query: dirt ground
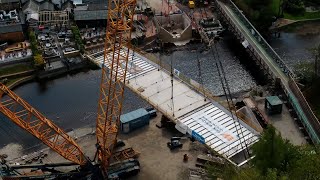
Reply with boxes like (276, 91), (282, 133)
(255, 97), (307, 145)
(7, 113), (208, 179)
(120, 114), (207, 180)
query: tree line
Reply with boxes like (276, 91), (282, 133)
(233, 0), (320, 32)
(207, 125), (320, 180)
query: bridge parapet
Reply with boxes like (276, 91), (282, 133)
(216, 0), (294, 78)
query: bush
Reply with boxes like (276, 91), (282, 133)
(71, 26), (84, 53)
(29, 31), (40, 55)
(286, 3), (306, 15)
(33, 54), (45, 68)
(304, 0), (320, 6)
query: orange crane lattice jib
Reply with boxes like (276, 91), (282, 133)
(96, 0), (136, 174)
(0, 83), (87, 165)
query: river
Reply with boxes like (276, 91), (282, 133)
(0, 70), (149, 151)
(269, 32), (320, 68)
(0, 34), (258, 155)
(0, 29), (317, 156)
(159, 33), (257, 96)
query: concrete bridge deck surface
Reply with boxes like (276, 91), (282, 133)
(87, 49), (259, 164)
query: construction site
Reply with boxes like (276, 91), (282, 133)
(0, 0), (313, 179)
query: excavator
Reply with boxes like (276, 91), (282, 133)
(0, 0), (137, 178)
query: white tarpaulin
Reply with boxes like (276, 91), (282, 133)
(175, 120), (188, 134)
(178, 103), (259, 158)
(242, 40), (249, 48)
(191, 115), (237, 144)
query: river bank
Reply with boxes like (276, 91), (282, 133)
(269, 26), (320, 69)
(279, 20), (320, 35)
(269, 20), (320, 120)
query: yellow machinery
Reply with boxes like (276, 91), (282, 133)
(4, 42), (27, 53)
(189, 1), (195, 9)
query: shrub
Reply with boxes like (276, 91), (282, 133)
(33, 54), (45, 68)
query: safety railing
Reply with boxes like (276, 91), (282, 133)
(218, 0), (294, 78)
(132, 48), (222, 103)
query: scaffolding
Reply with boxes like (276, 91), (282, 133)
(38, 11), (69, 26)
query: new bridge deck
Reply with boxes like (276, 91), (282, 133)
(87, 50), (259, 164)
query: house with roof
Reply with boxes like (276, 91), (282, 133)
(74, 1), (108, 27)
(61, 0), (74, 12)
(0, 23), (24, 42)
(0, 2), (25, 42)
(22, 0), (55, 14)
(0, 0), (21, 11)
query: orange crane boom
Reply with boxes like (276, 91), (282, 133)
(96, 0), (136, 174)
(0, 83), (87, 165)
(0, 0), (136, 177)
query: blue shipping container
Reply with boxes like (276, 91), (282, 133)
(120, 108), (150, 133)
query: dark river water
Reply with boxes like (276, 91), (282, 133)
(0, 70), (149, 149)
(0, 31), (318, 152)
(269, 32), (320, 68)
(159, 35), (257, 95)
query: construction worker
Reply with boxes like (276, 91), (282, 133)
(183, 154), (189, 162)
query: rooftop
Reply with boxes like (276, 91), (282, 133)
(266, 96), (283, 106)
(82, 0), (106, 5)
(0, 0), (20, 3)
(0, 23), (23, 33)
(87, 3), (107, 10)
(74, 9), (108, 20)
(22, 0), (55, 13)
(0, 9), (24, 29)
(120, 108), (149, 124)
(61, 0), (73, 10)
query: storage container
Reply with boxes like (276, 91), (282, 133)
(120, 108), (150, 133)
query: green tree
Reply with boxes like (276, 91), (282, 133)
(71, 25), (84, 53)
(252, 125), (299, 175)
(284, 0), (305, 15)
(234, 0), (277, 32)
(206, 163), (289, 180)
(288, 146), (320, 180)
(33, 54), (45, 68)
(207, 125), (320, 180)
(206, 162), (261, 180)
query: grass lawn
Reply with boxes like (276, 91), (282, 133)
(284, 11), (320, 20)
(6, 77), (23, 86)
(0, 64), (34, 76)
